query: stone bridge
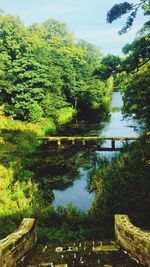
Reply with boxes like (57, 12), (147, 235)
(40, 136), (139, 151)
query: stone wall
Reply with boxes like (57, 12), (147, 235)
(0, 218), (36, 267)
(115, 214), (150, 266)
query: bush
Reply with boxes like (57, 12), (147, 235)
(56, 107), (76, 125)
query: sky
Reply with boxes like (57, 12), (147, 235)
(0, 0), (147, 55)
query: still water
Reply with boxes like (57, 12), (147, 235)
(34, 92), (141, 211)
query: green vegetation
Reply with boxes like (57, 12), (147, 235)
(86, 2), (150, 238)
(95, 55), (121, 80)
(89, 138), (150, 230)
(36, 205), (112, 244)
(123, 62), (150, 125)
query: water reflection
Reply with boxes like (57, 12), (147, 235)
(98, 92), (140, 138)
(53, 168), (94, 211)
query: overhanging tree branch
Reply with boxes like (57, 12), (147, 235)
(107, 0), (150, 34)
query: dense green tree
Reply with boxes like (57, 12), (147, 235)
(0, 14), (27, 60)
(123, 62), (150, 125)
(43, 18), (74, 44)
(0, 52), (12, 104)
(94, 54), (121, 80)
(122, 37), (150, 71)
(78, 40), (102, 77)
(4, 55), (50, 120)
(121, 20), (150, 71)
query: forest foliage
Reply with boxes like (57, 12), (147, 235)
(0, 12), (112, 124)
